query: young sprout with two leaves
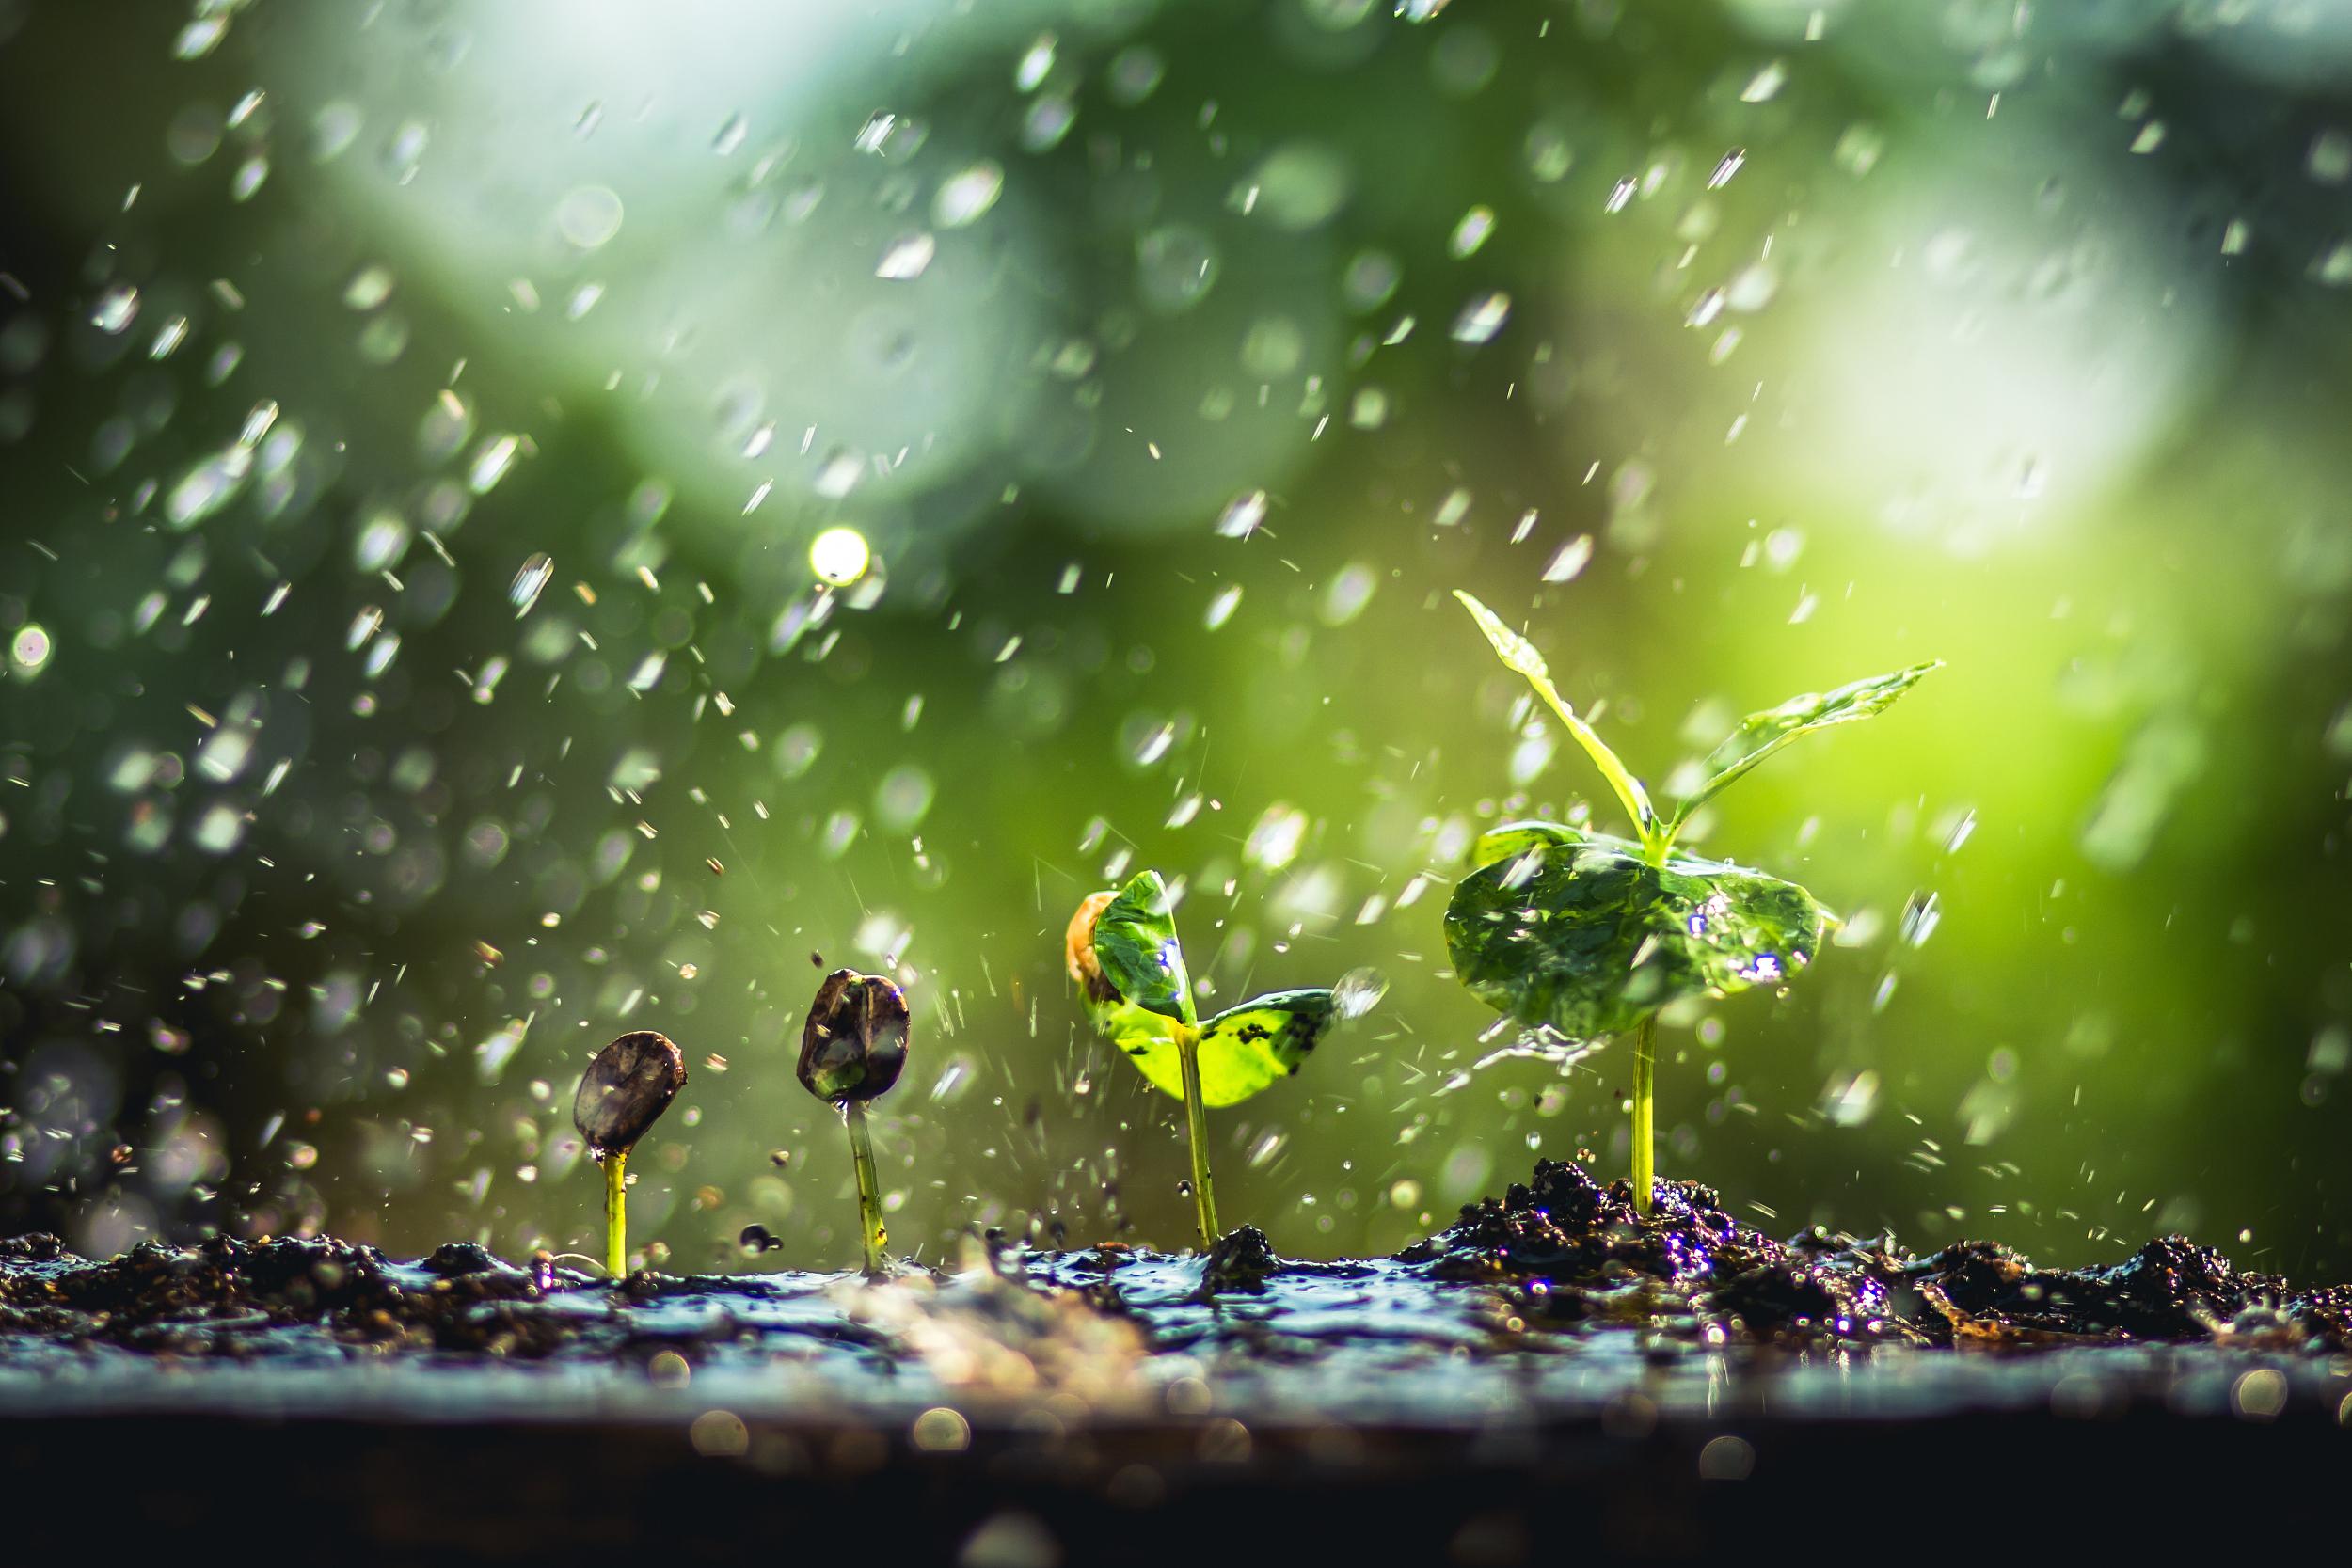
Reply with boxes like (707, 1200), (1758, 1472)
(1068, 870), (1361, 1250)
(797, 968), (911, 1275)
(1446, 592), (1938, 1217)
(572, 1031), (688, 1277)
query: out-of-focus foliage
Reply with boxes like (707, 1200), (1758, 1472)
(1, 0), (2348, 1275)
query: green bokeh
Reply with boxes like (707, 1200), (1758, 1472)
(0, 0), (2346, 1278)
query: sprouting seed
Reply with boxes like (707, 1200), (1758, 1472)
(797, 969), (912, 1275)
(1067, 872), (1363, 1253)
(571, 1031), (687, 1277)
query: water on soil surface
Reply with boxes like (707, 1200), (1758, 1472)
(3, 1161), (2344, 1430)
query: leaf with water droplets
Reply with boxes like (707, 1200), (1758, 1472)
(1444, 821), (1825, 1040)
(1072, 870), (1192, 1027)
(1669, 661), (1941, 831)
(1189, 990), (1336, 1106)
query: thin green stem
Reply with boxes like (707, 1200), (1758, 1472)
(843, 1099), (888, 1275)
(603, 1149), (628, 1277)
(1630, 1014), (1658, 1218)
(1177, 1026), (1220, 1248)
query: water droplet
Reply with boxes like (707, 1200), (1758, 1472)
(1448, 205), (1496, 259)
(8, 624), (52, 675)
(854, 111), (926, 159)
(1542, 534), (1594, 582)
(555, 185), (624, 249)
(1708, 147), (1747, 189)
(1320, 562), (1376, 626)
(815, 448), (864, 499)
(875, 765), (934, 832)
(1342, 250), (1401, 311)
(1136, 225), (1219, 312)
(1015, 33), (1057, 92)
(1244, 803), (1310, 871)
(1203, 583), (1244, 630)
(1334, 967), (1388, 1019)
(876, 232), (936, 280)
(1450, 291), (1511, 344)
(1604, 177), (1636, 214)
(511, 554), (554, 616)
(90, 283), (140, 334)
(1020, 97), (1076, 153)
(713, 113), (748, 155)
(933, 162), (1004, 228)
(810, 526), (870, 587)
(164, 448), (253, 529)
(1741, 59), (1788, 103)
(1216, 489), (1269, 538)
(468, 433), (521, 493)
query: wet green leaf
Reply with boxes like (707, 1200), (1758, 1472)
(1089, 870), (1194, 1027)
(1104, 989), (1336, 1107)
(1454, 592), (1659, 847)
(1670, 662), (1941, 831)
(1445, 821), (1826, 1039)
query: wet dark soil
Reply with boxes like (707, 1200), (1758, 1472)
(4, 1160), (2347, 1562)
(1422, 1158), (2352, 1351)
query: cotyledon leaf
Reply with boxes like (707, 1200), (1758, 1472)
(1088, 869), (1195, 1027)
(1104, 989), (1338, 1108)
(1445, 821), (1826, 1039)
(1668, 662), (1941, 832)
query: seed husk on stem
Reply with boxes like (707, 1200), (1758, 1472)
(797, 968), (910, 1275)
(571, 1030), (688, 1276)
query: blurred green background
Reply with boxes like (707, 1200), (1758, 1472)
(2, 0), (2348, 1279)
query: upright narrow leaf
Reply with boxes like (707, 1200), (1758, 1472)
(1454, 592), (1660, 848)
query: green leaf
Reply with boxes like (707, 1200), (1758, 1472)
(1197, 989), (1336, 1106)
(1104, 989), (1336, 1108)
(1089, 870), (1195, 1027)
(1444, 821), (1826, 1040)
(1454, 592), (1660, 850)
(1668, 662), (1941, 835)
(1090, 995), (1191, 1098)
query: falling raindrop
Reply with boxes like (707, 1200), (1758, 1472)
(1450, 291), (1511, 344)
(933, 162), (1004, 228)
(1542, 535), (1595, 582)
(1216, 489), (1269, 538)
(1448, 205), (1496, 259)
(876, 232), (937, 280)
(510, 554), (554, 617)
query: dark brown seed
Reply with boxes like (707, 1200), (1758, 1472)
(797, 969), (910, 1103)
(571, 1031), (688, 1157)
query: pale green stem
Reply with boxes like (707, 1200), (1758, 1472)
(603, 1149), (629, 1277)
(1630, 1014), (1658, 1218)
(844, 1099), (888, 1275)
(1177, 1026), (1220, 1248)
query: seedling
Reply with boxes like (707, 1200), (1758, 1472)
(1446, 591), (1937, 1217)
(571, 1030), (688, 1276)
(798, 968), (911, 1275)
(1068, 870), (1350, 1249)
